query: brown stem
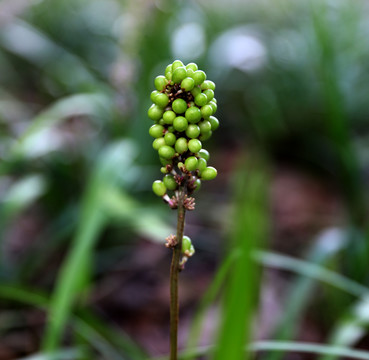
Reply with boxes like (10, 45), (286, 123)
(170, 189), (186, 360)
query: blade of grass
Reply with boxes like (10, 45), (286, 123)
(212, 154), (269, 360)
(41, 141), (136, 352)
(186, 249), (240, 352)
(318, 294), (369, 360)
(0, 283), (147, 359)
(153, 341), (369, 360)
(255, 250), (369, 297)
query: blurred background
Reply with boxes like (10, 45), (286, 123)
(1, 0), (369, 359)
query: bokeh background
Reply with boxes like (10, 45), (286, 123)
(1, 0), (369, 359)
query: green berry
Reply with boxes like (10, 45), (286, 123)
(150, 90), (160, 102)
(153, 93), (169, 108)
(153, 137), (166, 150)
(172, 98), (187, 114)
(203, 89), (214, 102)
(186, 124), (201, 138)
(198, 149), (210, 161)
(158, 145), (175, 159)
(201, 105), (213, 118)
(191, 70), (206, 85)
(191, 86), (201, 97)
(186, 63), (198, 71)
(149, 124), (164, 138)
(201, 166), (217, 180)
(160, 157), (172, 166)
(185, 156), (198, 171)
(194, 93), (208, 107)
(173, 116), (188, 132)
(163, 174), (178, 190)
(201, 80), (216, 91)
(199, 131), (212, 141)
(197, 157), (207, 172)
(175, 137), (188, 154)
(186, 68), (194, 77)
(188, 139), (202, 153)
(148, 104), (163, 121)
(158, 119), (165, 125)
(164, 132), (176, 146)
(209, 101), (217, 113)
(209, 116), (219, 131)
(194, 178), (201, 192)
(152, 180), (167, 196)
(172, 67), (187, 83)
(154, 76), (167, 91)
(168, 126), (175, 132)
(199, 120), (212, 134)
(160, 166), (168, 174)
(165, 64), (172, 74)
(165, 72), (172, 81)
(181, 77), (195, 91)
(182, 235), (192, 252)
(163, 110), (176, 125)
(185, 107), (201, 123)
(172, 60), (184, 70)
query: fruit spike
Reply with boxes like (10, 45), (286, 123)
(148, 60), (219, 198)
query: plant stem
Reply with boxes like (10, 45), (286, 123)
(170, 189), (186, 360)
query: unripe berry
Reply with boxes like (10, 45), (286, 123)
(163, 110), (176, 125)
(181, 77), (195, 91)
(188, 139), (202, 153)
(201, 80), (216, 91)
(158, 145), (175, 159)
(175, 137), (188, 154)
(186, 124), (201, 139)
(191, 86), (201, 97)
(164, 132), (176, 146)
(194, 93), (208, 107)
(163, 174), (178, 190)
(185, 107), (201, 124)
(198, 120), (212, 134)
(153, 93), (169, 108)
(191, 70), (206, 85)
(172, 60), (184, 70)
(161, 166), (168, 174)
(194, 178), (201, 192)
(201, 166), (217, 180)
(197, 157), (207, 172)
(165, 64), (172, 74)
(154, 76), (167, 91)
(150, 90), (160, 102)
(200, 105), (213, 118)
(209, 116), (219, 131)
(173, 116), (188, 132)
(160, 157), (172, 166)
(153, 137), (166, 150)
(186, 63), (198, 71)
(148, 104), (163, 121)
(209, 101), (217, 113)
(152, 180), (167, 196)
(149, 124), (164, 138)
(165, 72), (172, 81)
(182, 236), (195, 256)
(186, 68), (194, 77)
(185, 156), (198, 171)
(198, 149), (210, 161)
(172, 67), (187, 84)
(199, 131), (212, 141)
(172, 98), (187, 114)
(182, 235), (192, 253)
(203, 89), (214, 101)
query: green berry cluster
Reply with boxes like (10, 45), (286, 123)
(148, 60), (219, 198)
